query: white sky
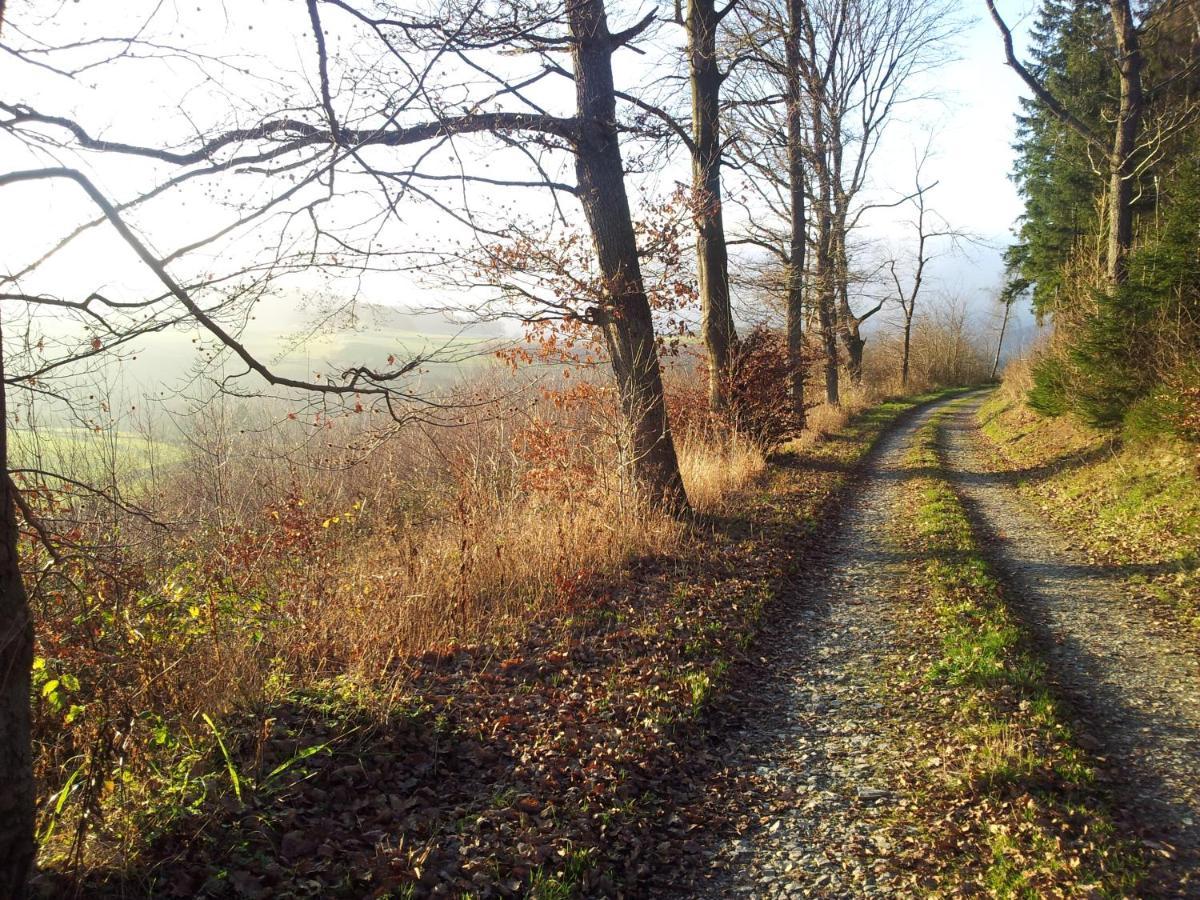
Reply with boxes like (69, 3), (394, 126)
(0, 0), (1046, 360)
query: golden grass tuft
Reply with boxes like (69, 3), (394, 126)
(311, 492), (685, 676)
(303, 424), (768, 675)
(783, 381), (881, 452)
(676, 430), (767, 513)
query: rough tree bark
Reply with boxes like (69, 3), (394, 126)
(838, 320), (868, 384)
(688, 0), (739, 411)
(0, 312), (35, 899)
(785, 0), (807, 420)
(902, 307), (915, 385)
(813, 129), (840, 401)
(814, 261), (840, 405)
(570, 0), (690, 512)
(1106, 0), (1143, 284)
(0, 8), (31, 894)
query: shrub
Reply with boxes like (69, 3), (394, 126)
(722, 326), (805, 452)
(1027, 352), (1072, 417)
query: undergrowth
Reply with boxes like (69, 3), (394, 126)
(35, 387), (955, 896)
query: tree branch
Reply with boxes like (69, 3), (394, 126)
(983, 0), (1107, 153)
(0, 168), (448, 410)
(306, 0), (343, 145)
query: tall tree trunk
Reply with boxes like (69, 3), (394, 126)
(990, 301), (1010, 380)
(829, 136), (859, 385)
(831, 215), (867, 385)
(785, 0), (806, 422)
(843, 323), (865, 384)
(0, 311), (35, 899)
(0, 36), (24, 900)
(1106, 0), (1143, 285)
(901, 309), (914, 387)
(815, 260), (840, 405)
(899, 195), (929, 390)
(809, 91), (839, 406)
(688, 0), (737, 412)
(569, 0), (689, 513)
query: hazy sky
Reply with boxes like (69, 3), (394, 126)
(872, 0), (1032, 302)
(1, 0), (1046, 356)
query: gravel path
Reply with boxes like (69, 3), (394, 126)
(675, 400), (942, 899)
(667, 391), (1200, 898)
(943, 392), (1200, 894)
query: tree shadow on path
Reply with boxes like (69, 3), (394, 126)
(940, 401), (1200, 898)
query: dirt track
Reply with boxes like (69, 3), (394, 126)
(675, 400), (942, 898)
(672, 391), (1200, 898)
(944, 393), (1200, 895)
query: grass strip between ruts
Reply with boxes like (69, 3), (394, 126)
(886, 400), (1145, 897)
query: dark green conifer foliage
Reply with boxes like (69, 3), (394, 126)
(1070, 153), (1200, 427)
(1007, 0), (1111, 318)
(1011, 0), (1200, 437)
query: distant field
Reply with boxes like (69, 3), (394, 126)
(8, 428), (186, 485)
(18, 295), (503, 401)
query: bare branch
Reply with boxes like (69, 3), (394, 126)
(983, 0), (1108, 153)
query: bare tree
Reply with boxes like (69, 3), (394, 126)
(813, 0), (956, 389)
(2, 6), (702, 886)
(612, 0), (744, 412)
(5, 0), (692, 512)
(306, 0), (691, 511)
(990, 274), (1028, 380)
(885, 148), (968, 388)
(721, 0), (810, 415)
(726, 0), (955, 404)
(784, 0), (809, 419)
(1, 15), (711, 877)
(685, 0), (741, 411)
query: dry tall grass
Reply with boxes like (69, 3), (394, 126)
(27, 366), (777, 862)
(677, 429), (767, 511)
(996, 351), (1037, 407)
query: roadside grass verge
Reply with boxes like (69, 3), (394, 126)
(976, 390), (1199, 637)
(47, 389), (957, 898)
(887, 405), (1144, 896)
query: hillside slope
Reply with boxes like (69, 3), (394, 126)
(975, 389), (1200, 637)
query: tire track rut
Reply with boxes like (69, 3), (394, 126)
(943, 392), (1200, 895)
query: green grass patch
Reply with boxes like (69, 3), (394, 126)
(10, 427), (187, 486)
(892, 403), (1145, 895)
(978, 390), (1200, 635)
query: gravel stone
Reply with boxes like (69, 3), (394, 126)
(943, 394), (1200, 893)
